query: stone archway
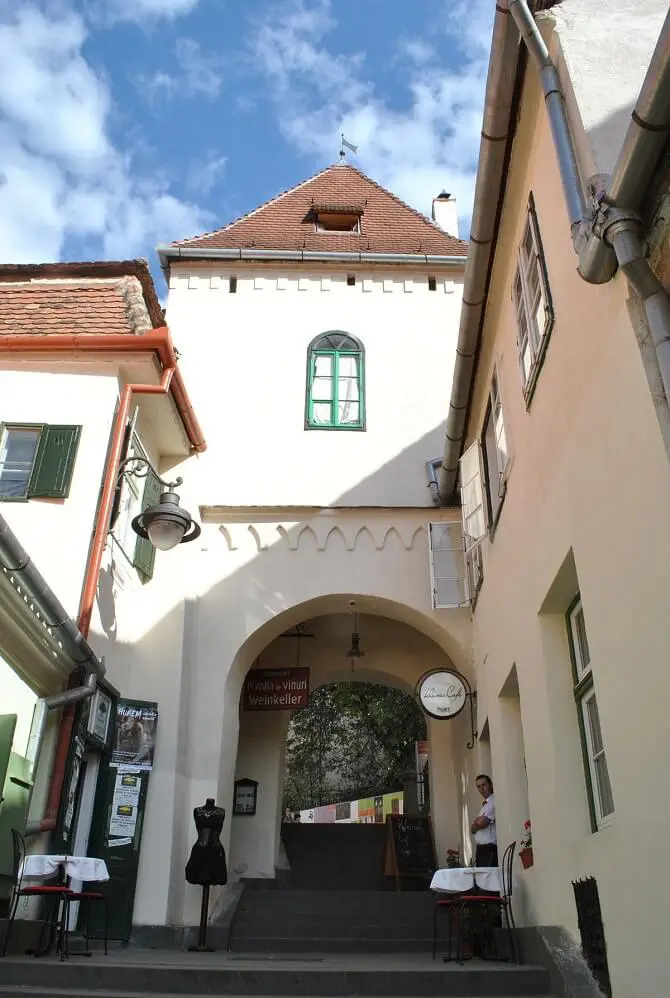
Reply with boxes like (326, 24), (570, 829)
(224, 601), (468, 889)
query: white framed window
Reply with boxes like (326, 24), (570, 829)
(512, 194), (554, 397)
(428, 522), (467, 609)
(568, 598), (615, 829)
(459, 441), (486, 601)
(0, 423), (81, 500)
(481, 366), (510, 526)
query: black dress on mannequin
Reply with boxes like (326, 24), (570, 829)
(185, 798), (228, 886)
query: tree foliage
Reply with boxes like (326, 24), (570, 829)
(284, 682), (426, 810)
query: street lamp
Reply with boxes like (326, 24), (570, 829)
(115, 456), (201, 551)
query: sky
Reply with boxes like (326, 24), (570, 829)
(0, 0), (495, 287)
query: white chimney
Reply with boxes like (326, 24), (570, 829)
(431, 191), (459, 238)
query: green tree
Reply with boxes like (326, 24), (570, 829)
(284, 682), (426, 810)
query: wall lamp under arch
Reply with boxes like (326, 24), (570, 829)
(115, 456), (201, 551)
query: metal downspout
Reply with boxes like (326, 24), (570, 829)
(0, 513), (105, 835)
(511, 1), (670, 409)
(437, 0), (521, 500)
(508, 0), (587, 235)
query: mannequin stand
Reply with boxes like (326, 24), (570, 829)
(188, 885), (214, 952)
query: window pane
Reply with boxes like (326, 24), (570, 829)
(338, 400), (359, 424)
(0, 428), (41, 498)
(338, 355), (358, 377)
(311, 402), (333, 424)
(314, 354), (332, 376)
(584, 694), (615, 819)
(338, 376), (359, 402)
(573, 606), (591, 674)
(312, 377), (333, 401)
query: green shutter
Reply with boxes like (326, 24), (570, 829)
(28, 425), (81, 498)
(133, 473), (162, 581)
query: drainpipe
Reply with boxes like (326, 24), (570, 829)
(508, 0), (587, 237)
(439, 1), (670, 501)
(37, 367), (175, 834)
(0, 326), (205, 833)
(0, 513), (105, 836)
(437, 0), (521, 501)
(509, 0), (670, 417)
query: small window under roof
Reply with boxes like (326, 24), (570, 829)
(313, 202), (363, 234)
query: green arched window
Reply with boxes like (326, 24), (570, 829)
(306, 332), (365, 430)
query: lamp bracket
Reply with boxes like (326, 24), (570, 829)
(117, 456), (182, 492)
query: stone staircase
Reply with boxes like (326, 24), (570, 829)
(0, 950), (553, 997)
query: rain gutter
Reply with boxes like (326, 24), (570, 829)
(157, 244), (467, 272)
(438, 0), (670, 502)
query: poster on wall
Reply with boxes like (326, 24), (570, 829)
(242, 668), (309, 711)
(110, 700), (159, 771)
(108, 771), (142, 837)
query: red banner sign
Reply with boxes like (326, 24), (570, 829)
(242, 667), (310, 711)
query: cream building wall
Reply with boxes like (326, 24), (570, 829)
(166, 265), (463, 506)
(89, 256), (474, 928)
(460, 42), (670, 998)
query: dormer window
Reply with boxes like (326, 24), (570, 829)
(312, 202), (363, 234)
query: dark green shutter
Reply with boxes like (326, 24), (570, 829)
(133, 473), (162, 581)
(28, 425), (81, 498)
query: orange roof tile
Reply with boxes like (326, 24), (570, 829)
(0, 277), (152, 337)
(170, 164), (467, 258)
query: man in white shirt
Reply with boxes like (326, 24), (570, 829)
(471, 774), (497, 867)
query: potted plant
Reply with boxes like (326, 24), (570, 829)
(518, 820), (533, 869)
(446, 849), (461, 869)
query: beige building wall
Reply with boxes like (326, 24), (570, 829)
(461, 53), (670, 997)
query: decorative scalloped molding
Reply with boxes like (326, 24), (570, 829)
(218, 520), (428, 554)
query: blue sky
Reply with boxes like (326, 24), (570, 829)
(0, 0), (494, 287)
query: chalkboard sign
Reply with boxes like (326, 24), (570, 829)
(385, 814), (436, 888)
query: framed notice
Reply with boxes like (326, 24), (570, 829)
(233, 778), (259, 816)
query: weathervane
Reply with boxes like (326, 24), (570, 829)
(340, 133), (358, 161)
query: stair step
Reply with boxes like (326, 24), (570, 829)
(0, 956), (551, 996)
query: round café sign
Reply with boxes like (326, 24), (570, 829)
(416, 669), (468, 720)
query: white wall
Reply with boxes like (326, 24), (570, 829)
(167, 267), (464, 507)
(550, 0), (668, 178)
(0, 369), (119, 617)
(0, 655), (37, 756)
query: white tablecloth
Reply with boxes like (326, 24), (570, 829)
(21, 855), (109, 882)
(430, 866), (501, 894)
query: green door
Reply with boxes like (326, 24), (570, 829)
(85, 765), (151, 942)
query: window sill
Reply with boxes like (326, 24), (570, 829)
(305, 424), (366, 432)
(594, 814), (615, 833)
(0, 496), (30, 503)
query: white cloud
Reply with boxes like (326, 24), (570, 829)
(187, 153), (228, 195)
(142, 38), (224, 101)
(249, 0), (494, 231)
(102, 0), (200, 27)
(0, 6), (211, 264)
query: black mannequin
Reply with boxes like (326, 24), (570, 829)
(185, 798), (227, 953)
(185, 798), (227, 886)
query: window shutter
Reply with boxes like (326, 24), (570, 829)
(28, 425), (81, 498)
(459, 441), (486, 547)
(428, 522), (467, 609)
(133, 473), (162, 581)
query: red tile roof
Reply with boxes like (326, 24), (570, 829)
(0, 274), (160, 336)
(0, 267), (161, 337)
(170, 164), (468, 258)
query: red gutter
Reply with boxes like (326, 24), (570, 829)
(0, 327), (206, 832)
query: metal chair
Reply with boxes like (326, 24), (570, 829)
(1, 829), (73, 958)
(447, 840), (521, 964)
(433, 841), (521, 963)
(61, 885), (109, 957)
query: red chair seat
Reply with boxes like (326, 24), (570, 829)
(20, 885), (73, 894)
(69, 891), (105, 899)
